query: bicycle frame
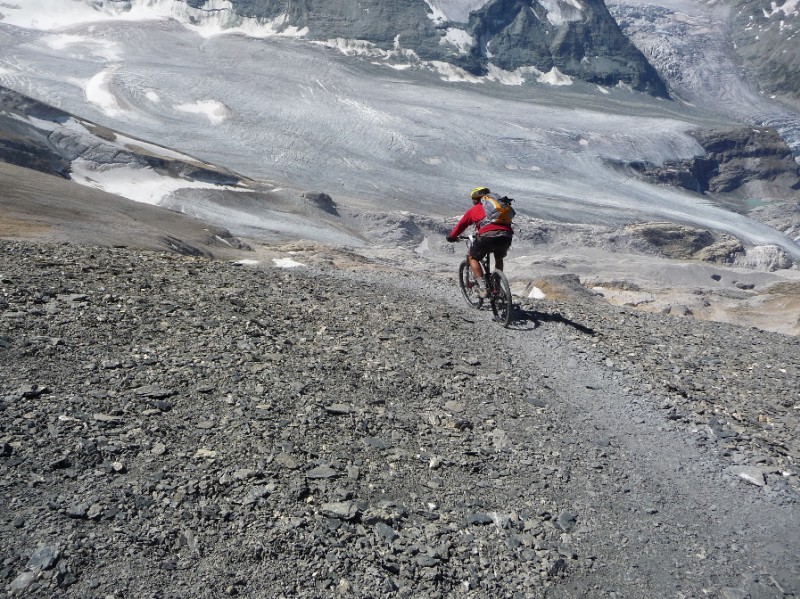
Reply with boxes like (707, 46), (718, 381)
(457, 234), (513, 326)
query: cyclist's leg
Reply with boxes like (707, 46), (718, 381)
(468, 239), (491, 297)
(492, 238), (512, 272)
(468, 238), (490, 279)
(468, 255), (484, 279)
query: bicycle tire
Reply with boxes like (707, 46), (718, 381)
(458, 260), (483, 309)
(490, 270), (513, 327)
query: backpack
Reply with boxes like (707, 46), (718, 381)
(479, 194), (515, 228)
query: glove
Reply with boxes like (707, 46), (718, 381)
(446, 235), (457, 243)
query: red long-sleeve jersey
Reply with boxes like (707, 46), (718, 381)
(448, 203), (514, 238)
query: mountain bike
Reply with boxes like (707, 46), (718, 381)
(457, 235), (513, 327)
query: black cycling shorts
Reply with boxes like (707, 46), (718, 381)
(469, 232), (512, 261)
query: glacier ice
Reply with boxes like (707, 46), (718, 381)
(0, 1), (798, 260)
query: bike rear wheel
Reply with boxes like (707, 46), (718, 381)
(490, 270), (513, 327)
(458, 260), (483, 308)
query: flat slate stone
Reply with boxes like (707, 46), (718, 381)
(26, 546), (60, 572)
(306, 466), (339, 479)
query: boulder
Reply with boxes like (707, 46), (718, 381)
(733, 245), (794, 272)
(302, 192), (338, 215)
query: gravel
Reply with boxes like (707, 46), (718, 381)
(1, 239), (798, 598)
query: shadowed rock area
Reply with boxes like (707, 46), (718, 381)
(617, 127), (800, 201)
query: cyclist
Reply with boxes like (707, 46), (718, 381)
(446, 186), (514, 298)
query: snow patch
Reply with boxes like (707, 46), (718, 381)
(174, 100), (231, 124)
(69, 159), (242, 206)
(539, 0), (584, 26)
(41, 34), (123, 62)
(85, 68), (126, 117)
(272, 257), (306, 268)
(486, 64), (525, 85)
(537, 67), (573, 86)
(423, 0), (448, 25)
(426, 0), (494, 23)
(430, 61), (483, 83)
(0, 0), (308, 39)
(528, 287), (546, 299)
(0, 0), (174, 30)
(317, 38), (385, 58)
(185, 10), (309, 39)
(441, 28), (474, 54)
(763, 0), (799, 19)
(429, 61), (571, 86)
(317, 38), (419, 63)
(381, 63), (414, 71)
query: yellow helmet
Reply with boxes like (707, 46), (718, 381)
(470, 187), (490, 200)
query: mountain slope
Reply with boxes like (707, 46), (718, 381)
(5, 0), (668, 95)
(731, 0), (800, 111)
(465, 0), (668, 95)
(0, 161), (253, 258)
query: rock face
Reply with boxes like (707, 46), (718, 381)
(464, 0), (668, 95)
(92, 0), (669, 95)
(688, 128), (800, 194)
(0, 86), (243, 186)
(731, 0), (800, 110)
(620, 127), (800, 198)
(301, 191), (339, 215)
(0, 89), (72, 177)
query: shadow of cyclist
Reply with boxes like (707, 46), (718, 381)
(508, 305), (595, 335)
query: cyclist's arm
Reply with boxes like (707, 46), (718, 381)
(449, 204), (484, 238)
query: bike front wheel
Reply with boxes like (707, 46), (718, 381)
(458, 260), (483, 309)
(490, 271), (513, 327)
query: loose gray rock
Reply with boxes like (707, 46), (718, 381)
(26, 546), (60, 572)
(1, 240), (798, 599)
(729, 466), (767, 487)
(321, 501), (360, 521)
(9, 571), (36, 594)
(306, 466), (339, 479)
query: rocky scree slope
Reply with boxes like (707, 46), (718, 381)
(1, 240), (799, 598)
(0, 241), (581, 597)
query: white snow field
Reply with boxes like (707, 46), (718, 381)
(0, 0), (799, 258)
